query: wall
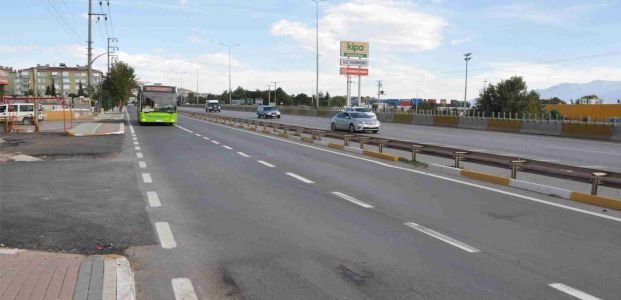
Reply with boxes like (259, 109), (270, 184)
(546, 104), (621, 121)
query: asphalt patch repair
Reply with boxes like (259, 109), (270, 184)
(0, 132), (157, 255)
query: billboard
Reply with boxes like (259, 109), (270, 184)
(143, 85), (175, 93)
(340, 58), (369, 67)
(340, 41), (369, 58)
(0, 69), (9, 85)
(340, 67), (369, 76)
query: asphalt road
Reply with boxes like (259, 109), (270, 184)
(127, 107), (621, 299)
(179, 106), (621, 172)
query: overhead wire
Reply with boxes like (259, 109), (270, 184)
(39, 0), (81, 43)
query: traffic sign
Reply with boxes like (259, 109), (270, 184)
(340, 58), (369, 67)
(340, 67), (369, 76)
(340, 41), (369, 58)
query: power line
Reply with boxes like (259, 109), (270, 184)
(106, 0), (116, 38)
(99, 1), (111, 40)
(39, 0), (81, 43)
(55, 0), (85, 36)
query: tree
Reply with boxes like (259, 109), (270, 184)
(100, 61), (138, 110)
(540, 97), (565, 105)
(50, 79), (57, 96)
(331, 96), (347, 107)
(45, 85), (52, 96)
(475, 76), (543, 116)
(77, 82), (86, 97)
(294, 93), (311, 106)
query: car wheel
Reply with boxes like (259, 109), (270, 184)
(331, 123), (336, 131)
(349, 124), (355, 133)
(258, 114), (262, 119)
(23, 118), (32, 126)
(277, 116), (281, 119)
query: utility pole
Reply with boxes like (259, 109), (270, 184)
(312, 0), (325, 109)
(267, 84), (271, 105)
(195, 63), (199, 104)
(221, 43), (239, 105)
(376, 80), (383, 105)
(464, 53), (472, 110)
(107, 38), (118, 74)
(271, 81), (280, 105)
(87, 0), (106, 99)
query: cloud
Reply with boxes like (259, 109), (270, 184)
(450, 37), (471, 46)
(187, 36), (206, 44)
(0, 45), (38, 53)
(271, 0), (447, 54)
(179, 0), (188, 5)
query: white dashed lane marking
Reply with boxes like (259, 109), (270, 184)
(138, 161), (147, 168)
(404, 222), (480, 253)
(285, 172), (315, 184)
(136, 152), (143, 158)
(211, 140), (220, 145)
(171, 278), (198, 300)
(331, 192), (374, 208)
(146, 191), (161, 207)
(549, 283), (601, 300)
(155, 222), (177, 249)
(237, 152), (250, 158)
(257, 160), (275, 168)
(142, 173), (153, 183)
(135, 146), (141, 151)
(202, 137), (210, 140)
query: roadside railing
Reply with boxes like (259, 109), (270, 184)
(180, 111), (621, 194)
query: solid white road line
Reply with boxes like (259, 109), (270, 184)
(171, 278), (198, 300)
(174, 124), (194, 134)
(237, 152), (250, 158)
(211, 140), (220, 145)
(222, 145), (233, 150)
(286, 172), (315, 184)
(138, 161), (147, 168)
(404, 222), (480, 253)
(549, 283), (601, 300)
(136, 152), (143, 158)
(202, 137), (210, 140)
(146, 191), (161, 207)
(331, 192), (374, 208)
(135, 146), (141, 151)
(142, 173), (153, 183)
(155, 222), (177, 249)
(257, 160), (275, 168)
(180, 115), (621, 223)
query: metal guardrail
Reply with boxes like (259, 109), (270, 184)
(180, 111), (621, 192)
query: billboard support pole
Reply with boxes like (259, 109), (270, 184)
(346, 74), (351, 108)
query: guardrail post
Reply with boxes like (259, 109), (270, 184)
(343, 134), (354, 146)
(510, 160), (527, 179)
(378, 139), (389, 153)
(454, 151), (468, 168)
(359, 137), (369, 149)
(411, 144), (424, 162)
(591, 172), (607, 195)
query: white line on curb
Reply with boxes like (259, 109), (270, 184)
(146, 191), (161, 207)
(138, 161), (147, 169)
(237, 152), (250, 158)
(179, 115), (621, 223)
(155, 222), (177, 249)
(222, 145), (233, 150)
(331, 192), (374, 208)
(136, 152), (143, 158)
(172, 278), (198, 300)
(404, 222), (480, 253)
(135, 146), (141, 151)
(211, 140), (220, 145)
(116, 257), (136, 300)
(142, 173), (152, 183)
(257, 160), (275, 168)
(549, 283), (601, 300)
(286, 172), (315, 184)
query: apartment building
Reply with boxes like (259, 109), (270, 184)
(10, 63), (103, 96)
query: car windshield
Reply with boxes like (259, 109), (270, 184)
(263, 106), (275, 111)
(208, 103), (219, 107)
(354, 108), (371, 112)
(350, 112), (373, 118)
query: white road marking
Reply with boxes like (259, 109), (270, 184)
(138, 161), (147, 168)
(222, 145), (233, 150)
(174, 124), (194, 133)
(135, 146), (141, 151)
(180, 115), (621, 223)
(257, 160), (275, 168)
(404, 222), (480, 253)
(578, 165), (604, 169)
(142, 173), (153, 183)
(116, 257), (136, 300)
(549, 283), (601, 300)
(202, 137), (210, 140)
(237, 152), (250, 158)
(286, 172), (315, 184)
(146, 191), (161, 207)
(136, 152), (143, 158)
(133, 141), (139, 145)
(132, 137), (137, 141)
(171, 278), (198, 300)
(155, 222), (177, 249)
(211, 140), (220, 145)
(331, 192), (374, 208)
(195, 133), (201, 137)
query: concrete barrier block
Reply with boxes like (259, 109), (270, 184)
(301, 137), (314, 143)
(561, 123), (614, 140)
(570, 192), (621, 211)
(328, 143), (344, 150)
(344, 146), (364, 154)
(433, 116), (459, 127)
(612, 125), (621, 142)
(458, 118), (488, 130)
(487, 119), (523, 132)
(278, 133), (289, 138)
(314, 140), (330, 147)
(427, 164), (462, 176)
(509, 180), (572, 199)
(520, 121), (562, 136)
(460, 170), (511, 186)
(393, 114), (413, 124)
(362, 150), (399, 161)
(412, 115), (434, 126)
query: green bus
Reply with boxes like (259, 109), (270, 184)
(137, 85), (177, 125)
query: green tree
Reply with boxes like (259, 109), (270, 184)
(77, 82), (86, 97)
(50, 79), (57, 96)
(540, 97), (565, 104)
(101, 61), (138, 110)
(331, 95), (346, 107)
(45, 85), (52, 96)
(294, 93), (311, 106)
(475, 76), (542, 116)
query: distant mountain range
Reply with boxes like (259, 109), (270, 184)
(537, 80), (621, 103)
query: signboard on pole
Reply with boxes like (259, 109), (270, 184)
(340, 41), (369, 58)
(340, 67), (369, 76)
(340, 58), (369, 67)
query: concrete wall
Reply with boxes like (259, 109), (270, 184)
(458, 118), (488, 130)
(561, 123), (614, 140)
(546, 104), (621, 121)
(412, 115), (434, 126)
(612, 125), (621, 142)
(520, 121), (562, 136)
(44, 110), (93, 121)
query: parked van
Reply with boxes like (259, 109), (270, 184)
(0, 103), (44, 125)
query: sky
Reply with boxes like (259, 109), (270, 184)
(2, 0), (621, 101)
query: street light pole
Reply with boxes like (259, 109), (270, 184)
(221, 43), (239, 105)
(464, 53), (472, 110)
(312, 0), (325, 109)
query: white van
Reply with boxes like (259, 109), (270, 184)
(0, 103), (45, 125)
(205, 100), (221, 112)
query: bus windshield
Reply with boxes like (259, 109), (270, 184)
(141, 92), (176, 113)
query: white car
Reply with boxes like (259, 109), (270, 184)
(345, 107), (377, 119)
(0, 103), (44, 125)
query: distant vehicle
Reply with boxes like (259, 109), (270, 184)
(331, 112), (380, 133)
(345, 107), (377, 119)
(205, 100), (221, 112)
(0, 103), (44, 125)
(257, 105), (281, 119)
(137, 85), (177, 125)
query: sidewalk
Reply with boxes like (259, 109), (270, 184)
(0, 248), (135, 300)
(67, 113), (125, 137)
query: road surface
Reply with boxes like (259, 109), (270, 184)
(179, 106), (621, 172)
(127, 107), (621, 299)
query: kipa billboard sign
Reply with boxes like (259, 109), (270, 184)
(340, 67), (369, 76)
(340, 58), (369, 67)
(340, 41), (369, 58)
